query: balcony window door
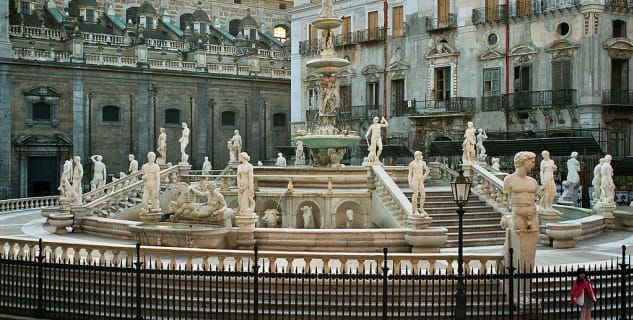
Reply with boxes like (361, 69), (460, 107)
(367, 82), (380, 110)
(438, 0), (449, 26)
(513, 65), (531, 109)
(485, 0), (499, 22)
(342, 17), (351, 42)
(552, 60), (571, 105)
(435, 67), (451, 101)
(609, 130), (627, 157)
(339, 85), (352, 122)
(517, 0), (531, 17)
(368, 11), (378, 40)
(611, 59), (629, 92)
(392, 6), (403, 37)
(483, 68), (500, 110)
(391, 79), (405, 116)
(309, 24), (318, 51)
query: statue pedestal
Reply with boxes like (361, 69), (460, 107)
(537, 208), (562, 245)
(48, 213), (75, 234)
(405, 227), (447, 253)
(69, 206), (91, 232)
(407, 215), (432, 229)
(595, 202), (616, 230)
(236, 213), (258, 249)
(506, 228), (538, 303)
(140, 208), (163, 225)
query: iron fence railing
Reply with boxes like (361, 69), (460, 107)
(357, 27), (387, 43)
(501, 89), (576, 110)
(425, 13), (457, 32)
(393, 97), (476, 116)
(602, 90), (633, 105)
(606, 0), (633, 9)
(0, 241), (630, 320)
(474, 0), (580, 23)
(472, 5), (508, 25)
(350, 104), (382, 120)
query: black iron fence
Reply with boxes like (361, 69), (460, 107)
(393, 97), (476, 116)
(502, 89), (576, 110)
(602, 90), (633, 105)
(0, 241), (631, 320)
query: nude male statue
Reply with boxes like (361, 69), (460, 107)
(365, 116), (388, 163)
(408, 151), (430, 216)
(141, 151), (161, 213)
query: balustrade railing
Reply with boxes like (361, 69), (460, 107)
(602, 90), (633, 105)
(426, 13), (457, 31)
(606, 0), (633, 8)
(0, 196), (60, 213)
(371, 165), (410, 227)
(82, 32), (127, 45)
(9, 25), (64, 40)
(13, 47), (71, 62)
(469, 163), (510, 215)
(502, 89), (576, 110)
(82, 171), (143, 203)
(147, 38), (187, 51)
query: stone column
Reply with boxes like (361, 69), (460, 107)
(137, 81), (150, 158)
(72, 75), (84, 158)
(0, 0), (12, 58)
(195, 84), (207, 167)
(0, 70), (11, 197)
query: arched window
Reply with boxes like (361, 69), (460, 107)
(32, 101), (51, 120)
(273, 25), (288, 43)
(222, 111), (236, 126)
(165, 108), (181, 124)
(180, 13), (192, 32)
(228, 19), (241, 36)
(125, 7), (139, 25)
(273, 113), (287, 127)
(102, 105), (120, 123)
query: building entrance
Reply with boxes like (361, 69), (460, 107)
(27, 157), (58, 197)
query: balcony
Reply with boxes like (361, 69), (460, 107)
(349, 104), (382, 121)
(333, 32), (357, 48)
(393, 97), (475, 116)
(298, 40), (321, 56)
(481, 96), (503, 112)
(602, 90), (633, 105)
(357, 27), (387, 44)
(606, 0), (633, 11)
(502, 89), (576, 110)
(472, 5), (508, 25)
(425, 14), (457, 32)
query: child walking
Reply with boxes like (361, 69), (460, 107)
(570, 267), (597, 320)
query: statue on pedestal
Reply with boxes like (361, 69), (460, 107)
(503, 151), (539, 273)
(179, 122), (190, 164)
(301, 205), (314, 228)
(156, 128), (167, 165)
(408, 151), (430, 216)
(236, 152), (255, 215)
(560, 151), (580, 205)
(476, 128), (488, 162)
(170, 181), (234, 227)
(345, 209), (354, 228)
(295, 140), (305, 165)
(90, 155), (107, 191)
(600, 154), (615, 206)
(276, 153), (287, 167)
(71, 156), (84, 204)
(462, 121), (476, 164)
(539, 150), (557, 211)
(128, 154), (139, 174)
(592, 157), (605, 202)
(141, 152), (161, 213)
(202, 156), (212, 174)
(365, 116), (388, 163)
(58, 159), (74, 204)
(228, 129), (242, 164)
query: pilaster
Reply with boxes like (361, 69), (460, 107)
(0, 70), (11, 197)
(0, 0), (12, 58)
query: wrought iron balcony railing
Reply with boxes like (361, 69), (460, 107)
(357, 27), (387, 44)
(501, 89), (576, 110)
(392, 22), (408, 38)
(426, 13), (457, 32)
(602, 90), (633, 105)
(333, 32), (357, 48)
(481, 96), (504, 112)
(472, 5), (508, 25)
(606, 0), (633, 9)
(348, 104), (382, 120)
(392, 97), (476, 116)
(298, 40), (321, 55)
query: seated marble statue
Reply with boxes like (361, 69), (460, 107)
(276, 153), (287, 167)
(170, 181), (234, 227)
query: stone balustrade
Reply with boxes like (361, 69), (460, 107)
(470, 163), (510, 215)
(0, 236), (504, 275)
(146, 38), (187, 51)
(13, 47), (72, 62)
(371, 165), (410, 227)
(82, 171), (143, 203)
(9, 25), (64, 40)
(0, 196), (60, 213)
(82, 32), (127, 46)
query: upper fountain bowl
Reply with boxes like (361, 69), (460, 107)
(306, 57), (349, 75)
(312, 17), (342, 30)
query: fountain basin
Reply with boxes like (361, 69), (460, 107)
(311, 17), (342, 30)
(306, 57), (350, 75)
(297, 134), (360, 149)
(129, 223), (229, 248)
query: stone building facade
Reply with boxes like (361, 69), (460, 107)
(0, 0), (292, 198)
(290, 0), (633, 165)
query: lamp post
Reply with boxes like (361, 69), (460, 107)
(451, 169), (471, 320)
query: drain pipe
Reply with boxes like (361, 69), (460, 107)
(504, 0), (510, 133)
(382, 0), (388, 120)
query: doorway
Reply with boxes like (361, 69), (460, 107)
(27, 157), (58, 197)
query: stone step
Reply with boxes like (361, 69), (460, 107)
(444, 236), (506, 247)
(425, 206), (497, 214)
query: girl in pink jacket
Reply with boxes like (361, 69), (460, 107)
(570, 268), (597, 320)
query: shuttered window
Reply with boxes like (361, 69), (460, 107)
(368, 11), (378, 39)
(392, 6), (403, 37)
(438, 0), (449, 25)
(552, 60), (571, 90)
(342, 17), (351, 42)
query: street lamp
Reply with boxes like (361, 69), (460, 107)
(451, 169), (471, 320)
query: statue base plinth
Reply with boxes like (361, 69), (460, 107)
(140, 208), (163, 225)
(407, 214), (432, 229)
(48, 213), (75, 234)
(236, 213), (258, 249)
(405, 227), (447, 253)
(538, 208), (562, 245)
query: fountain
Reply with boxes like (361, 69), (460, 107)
(296, 0), (361, 168)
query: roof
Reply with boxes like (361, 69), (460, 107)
(107, 14), (126, 30)
(211, 25), (235, 42)
(46, 7), (64, 23)
(138, 2), (157, 15)
(430, 137), (603, 157)
(260, 29), (283, 47)
(76, 0), (98, 6)
(240, 14), (258, 29)
(162, 20), (184, 37)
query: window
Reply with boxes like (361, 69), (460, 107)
(273, 113), (287, 127)
(234, 0), (242, 3)
(391, 79), (405, 116)
(557, 22), (570, 37)
(200, 24), (207, 34)
(483, 68), (500, 96)
(609, 130), (626, 156)
(367, 82), (380, 107)
(552, 60), (571, 105)
(279, 3), (286, 9)
(517, 0), (531, 17)
(145, 16), (154, 29)
(102, 105), (120, 123)
(32, 102), (51, 120)
(273, 25), (288, 43)
(85, 9), (95, 23)
(126, 7), (139, 26)
(611, 59), (629, 92)
(613, 20), (627, 38)
(180, 13), (192, 32)
(488, 33), (498, 46)
(485, 0), (499, 22)
(342, 17), (352, 42)
(165, 108), (180, 124)
(438, 0), (449, 25)
(514, 65), (531, 92)
(392, 6), (403, 37)
(229, 19), (241, 36)
(308, 88), (319, 111)
(222, 111), (236, 126)
(309, 24), (318, 50)
(368, 11), (378, 40)
(435, 67), (451, 101)
(20, 1), (30, 15)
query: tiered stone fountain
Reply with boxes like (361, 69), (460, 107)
(296, 0), (361, 167)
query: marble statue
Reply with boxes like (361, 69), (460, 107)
(168, 182), (195, 221)
(365, 116), (388, 163)
(262, 209), (280, 227)
(491, 157), (501, 171)
(202, 156), (212, 174)
(345, 209), (354, 228)
(561, 151), (580, 205)
(90, 155), (107, 191)
(228, 129), (242, 163)
(319, 0), (334, 18)
(72, 156), (83, 203)
(275, 153), (287, 167)
(592, 157), (604, 202)
(141, 151), (161, 213)
(171, 181), (234, 227)
(58, 159), (73, 201)
(295, 140), (305, 165)
(600, 154), (615, 205)
(503, 151), (539, 272)
(179, 122), (190, 164)
(476, 128), (488, 162)
(462, 121), (476, 164)
(257, 161), (263, 166)
(128, 154), (138, 174)
(320, 75), (338, 113)
(539, 150), (557, 211)
(301, 205), (314, 228)
(156, 128), (167, 165)
(236, 152), (255, 215)
(408, 151), (430, 216)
